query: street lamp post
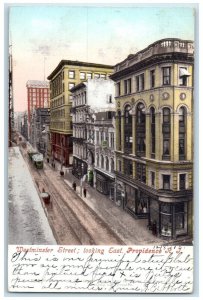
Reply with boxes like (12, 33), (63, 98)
(80, 162), (84, 197)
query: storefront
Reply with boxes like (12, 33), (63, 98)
(72, 157), (87, 179)
(95, 170), (115, 197)
(124, 183), (149, 218)
(149, 198), (189, 239)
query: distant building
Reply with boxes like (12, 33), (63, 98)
(70, 78), (115, 186)
(47, 60), (114, 167)
(110, 38), (194, 240)
(21, 112), (28, 140)
(26, 80), (50, 139)
(30, 108), (50, 155)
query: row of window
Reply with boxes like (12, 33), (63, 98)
(50, 121), (65, 129)
(118, 104), (187, 161)
(116, 66), (191, 96)
(67, 70), (110, 80)
(96, 154), (115, 173)
(72, 92), (87, 107)
(50, 74), (63, 98)
(50, 96), (65, 108)
(118, 159), (187, 190)
(51, 109), (65, 118)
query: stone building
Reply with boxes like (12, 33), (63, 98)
(47, 60), (113, 167)
(110, 38), (194, 240)
(70, 78), (115, 187)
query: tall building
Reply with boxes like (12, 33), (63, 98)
(71, 78), (115, 186)
(26, 80), (50, 139)
(47, 60), (114, 167)
(110, 38), (194, 240)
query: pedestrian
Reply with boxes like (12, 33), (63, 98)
(72, 181), (76, 191)
(83, 187), (87, 198)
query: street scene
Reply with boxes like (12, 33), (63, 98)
(8, 6), (194, 246)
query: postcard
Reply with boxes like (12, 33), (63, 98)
(7, 3), (196, 295)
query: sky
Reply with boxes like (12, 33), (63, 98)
(8, 4), (195, 112)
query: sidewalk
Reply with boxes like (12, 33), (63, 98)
(47, 160), (163, 245)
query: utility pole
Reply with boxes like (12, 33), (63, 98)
(9, 43), (14, 147)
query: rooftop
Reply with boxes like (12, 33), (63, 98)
(26, 80), (49, 88)
(47, 60), (114, 80)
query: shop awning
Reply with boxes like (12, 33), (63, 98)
(179, 68), (191, 77)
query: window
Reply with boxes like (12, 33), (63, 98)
(150, 107), (155, 157)
(163, 175), (170, 190)
(87, 73), (92, 79)
(100, 74), (106, 79)
(80, 72), (86, 80)
(150, 70), (155, 88)
(111, 158), (114, 172)
(116, 82), (121, 96)
(69, 83), (75, 90)
(110, 132), (114, 148)
(124, 105), (132, 153)
(136, 74), (145, 91)
(162, 67), (171, 85)
(69, 71), (75, 79)
(179, 107), (186, 160)
(136, 163), (146, 183)
(124, 159), (133, 177)
(124, 78), (132, 94)
(151, 171), (155, 187)
(136, 103), (146, 156)
(117, 110), (122, 151)
(106, 157), (109, 171)
(179, 67), (190, 86)
(118, 160), (122, 172)
(108, 95), (112, 103)
(94, 73), (100, 79)
(101, 155), (104, 169)
(162, 108), (170, 160)
(179, 174), (186, 190)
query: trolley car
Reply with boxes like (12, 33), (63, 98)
(32, 154), (44, 169)
(27, 149), (44, 169)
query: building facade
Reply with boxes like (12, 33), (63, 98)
(30, 108), (50, 155)
(21, 112), (28, 141)
(26, 80), (50, 139)
(110, 38), (194, 240)
(71, 78), (115, 187)
(94, 111), (116, 199)
(47, 60), (113, 167)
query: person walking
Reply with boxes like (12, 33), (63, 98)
(83, 187), (87, 198)
(72, 181), (76, 191)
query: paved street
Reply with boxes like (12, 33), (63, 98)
(49, 161), (164, 245)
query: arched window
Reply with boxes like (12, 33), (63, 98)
(111, 158), (114, 172)
(150, 107), (156, 158)
(179, 107), (186, 160)
(101, 155), (104, 169)
(96, 154), (99, 167)
(106, 157), (109, 171)
(162, 108), (171, 160)
(124, 105), (132, 153)
(136, 103), (146, 156)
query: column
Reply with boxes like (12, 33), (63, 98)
(121, 115), (125, 152)
(132, 114), (136, 155)
(145, 113), (151, 158)
(186, 113), (192, 161)
(155, 112), (162, 160)
(172, 112), (179, 162)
